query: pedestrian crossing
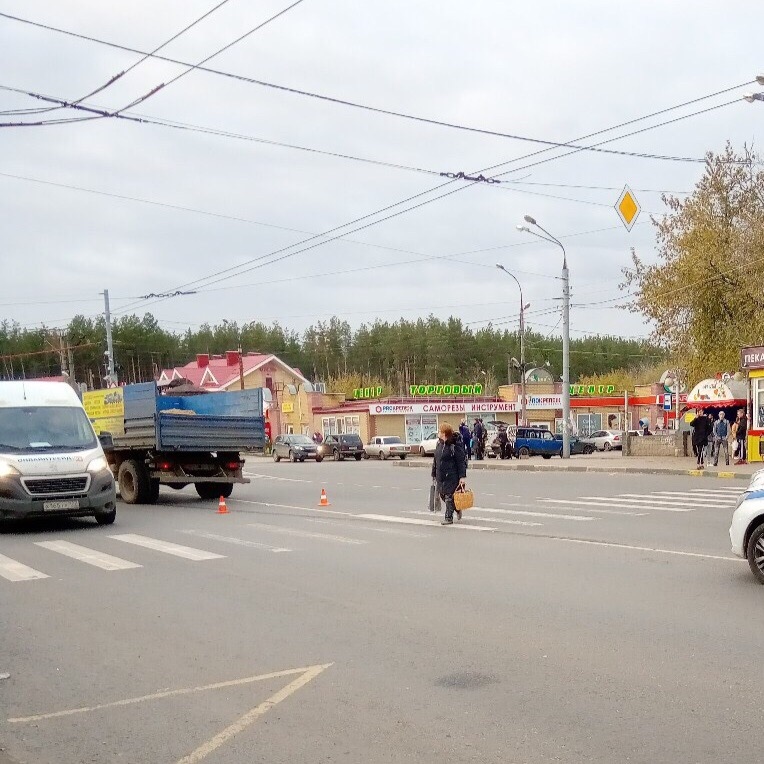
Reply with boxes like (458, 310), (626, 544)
(540, 487), (742, 515)
(1, 488), (746, 582)
(0, 533), (228, 583)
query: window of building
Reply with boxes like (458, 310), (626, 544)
(755, 378), (764, 429)
(344, 416), (360, 434)
(577, 413), (602, 437)
(405, 414), (438, 444)
(606, 413), (622, 430)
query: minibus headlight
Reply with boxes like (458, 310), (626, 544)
(0, 460), (19, 478)
(87, 456), (109, 474)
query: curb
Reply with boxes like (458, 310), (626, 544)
(392, 460), (751, 480)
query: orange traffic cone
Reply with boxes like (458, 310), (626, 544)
(217, 496), (229, 514)
(318, 488), (331, 507)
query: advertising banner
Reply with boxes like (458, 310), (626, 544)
(83, 388), (125, 435)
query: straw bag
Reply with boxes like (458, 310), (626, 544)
(453, 487), (474, 511)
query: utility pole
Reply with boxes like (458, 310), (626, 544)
(102, 289), (116, 387)
(238, 344), (245, 390)
(67, 344), (75, 384)
(496, 264), (528, 427)
(562, 258), (571, 457)
(516, 217), (570, 457)
(57, 331), (69, 379)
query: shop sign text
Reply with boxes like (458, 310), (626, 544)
(409, 384), (483, 396)
(570, 384), (616, 395)
(353, 387), (384, 400)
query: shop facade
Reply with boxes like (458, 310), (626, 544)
(742, 346), (764, 462)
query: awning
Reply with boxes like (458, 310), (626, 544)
(685, 378), (747, 409)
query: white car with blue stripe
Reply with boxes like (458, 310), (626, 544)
(729, 470), (764, 582)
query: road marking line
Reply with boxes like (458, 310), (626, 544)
(34, 541), (141, 571)
(243, 472), (313, 484)
(471, 506), (594, 522)
(247, 523), (368, 545)
(0, 553), (49, 582)
(540, 499), (693, 512)
(580, 496), (702, 510)
(230, 499), (349, 516)
(175, 664), (332, 764)
(303, 519), (428, 538)
(528, 502), (643, 516)
(407, 511), (541, 527)
(180, 530), (291, 553)
(655, 490), (739, 498)
(109, 534), (225, 561)
(8, 664), (332, 724)
(358, 513), (494, 531)
(547, 536), (745, 562)
(614, 493), (735, 505)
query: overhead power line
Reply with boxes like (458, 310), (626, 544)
(115, 0), (306, 114)
(0, 9), (755, 155)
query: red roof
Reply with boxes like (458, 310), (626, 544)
(158, 352), (308, 391)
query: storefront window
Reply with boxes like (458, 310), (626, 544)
(344, 416), (360, 435)
(577, 413), (602, 437)
(322, 417), (337, 436)
(404, 414), (438, 444)
(755, 379), (764, 429)
(606, 413), (622, 430)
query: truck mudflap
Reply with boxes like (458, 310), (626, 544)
(0, 470), (117, 520)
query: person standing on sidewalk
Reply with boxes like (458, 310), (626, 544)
(713, 411), (730, 466)
(431, 422), (467, 525)
(690, 410), (711, 469)
(735, 408), (748, 465)
(459, 420), (472, 461)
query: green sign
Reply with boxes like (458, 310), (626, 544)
(353, 387), (384, 400)
(570, 384), (616, 396)
(409, 384), (483, 396)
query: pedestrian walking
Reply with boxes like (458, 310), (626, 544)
(497, 426), (509, 459)
(713, 411), (730, 466)
(431, 422), (467, 525)
(690, 410), (711, 469)
(459, 420), (472, 461)
(735, 408), (748, 465)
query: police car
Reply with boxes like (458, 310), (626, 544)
(729, 469), (764, 583)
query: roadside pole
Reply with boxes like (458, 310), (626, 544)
(102, 289), (116, 386)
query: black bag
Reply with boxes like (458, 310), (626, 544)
(428, 483), (442, 513)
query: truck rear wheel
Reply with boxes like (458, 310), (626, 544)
(195, 483), (232, 500)
(118, 459), (152, 504)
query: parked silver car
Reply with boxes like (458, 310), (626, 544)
(582, 430), (623, 451)
(365, 436), (414, 460)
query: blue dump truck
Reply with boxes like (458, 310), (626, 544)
(96, 382), (265, 505)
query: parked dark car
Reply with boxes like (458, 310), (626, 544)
(323, 433), (365, 461)
(553, 434), (596, 455)
(272, 434), (323, 463)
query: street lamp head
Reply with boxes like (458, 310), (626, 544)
(523, 214), (537, 225)
(516, 225), (530, 233)
(757, 74), (764, 86)
(744, 92), (764, 103)
(495, 263), (505, 271)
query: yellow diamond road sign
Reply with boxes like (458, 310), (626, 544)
(615, 185), (640, 231)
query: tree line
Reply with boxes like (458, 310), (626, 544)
(0, 313), (664, 394)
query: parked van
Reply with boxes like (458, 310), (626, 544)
(0, 382), (117, 524)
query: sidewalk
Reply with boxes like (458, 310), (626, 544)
(393, 452), (760, 480)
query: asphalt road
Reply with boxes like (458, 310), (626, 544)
(2, 458), (762, 763)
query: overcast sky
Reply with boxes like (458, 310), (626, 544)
(0, 0), (761, 346)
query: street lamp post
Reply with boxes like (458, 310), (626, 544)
(516, 216), (571, 458)
(495, 264), (528, 426)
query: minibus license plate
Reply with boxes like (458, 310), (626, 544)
(43, 500), (79, 511)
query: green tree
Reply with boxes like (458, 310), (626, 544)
(623, 144), (764, 380)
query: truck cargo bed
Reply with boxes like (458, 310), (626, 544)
(109, 383), (265, 452)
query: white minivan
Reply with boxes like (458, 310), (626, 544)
(0, 381), (117, 524)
